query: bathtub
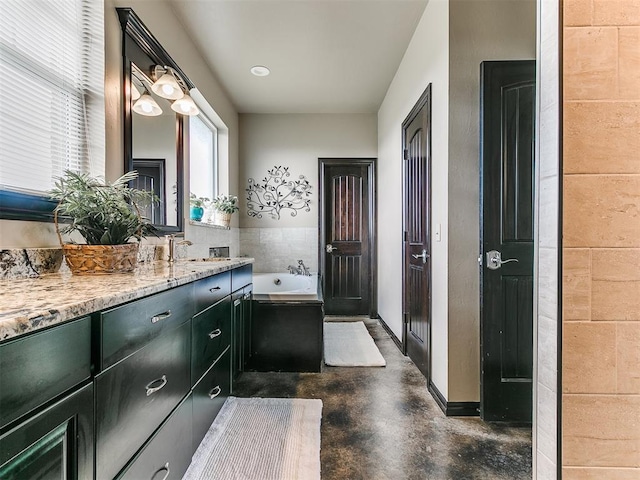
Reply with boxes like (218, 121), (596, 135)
(250, 272), (324, 372)
(252, 272), (318, 299)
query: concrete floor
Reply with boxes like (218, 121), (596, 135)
(233, 317), (532, 480)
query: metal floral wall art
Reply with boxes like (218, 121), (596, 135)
(246, 166), (312, 220)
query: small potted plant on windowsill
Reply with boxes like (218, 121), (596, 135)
(211, 194), (239, 228)
(189, 193), (210, 222)
(49, 170), (156, 275)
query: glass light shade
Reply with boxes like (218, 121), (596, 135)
(171, 93), (199, 116)
(151, 71), (184, 100)
(131, 84), (141, 101)
(133, 92), (162, 116)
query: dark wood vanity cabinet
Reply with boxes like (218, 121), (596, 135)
(0, 262), (252, 480)
(96, 321), (191, 479)
(190, 270), (234, 450)
(117, 395), (193, 480)
(0, 383), (94, 480)
(0, 318), (93, 480)
(231, 284), (253, 384)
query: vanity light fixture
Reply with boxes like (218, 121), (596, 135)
(250, 65), (270, 77)
(151, 66), (184, 100)
(132, 88), (162, 116)
(171, 92), (200, 116)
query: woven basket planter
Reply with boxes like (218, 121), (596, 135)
(62, 243), (139, 275)
(214, 211), (232, 228)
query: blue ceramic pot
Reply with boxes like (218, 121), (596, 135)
(190, 206), (204, 221)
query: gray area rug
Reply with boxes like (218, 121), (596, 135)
(183, 397), (322, 480)
(323, 321), (386, 367)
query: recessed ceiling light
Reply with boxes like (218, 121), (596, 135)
(250, 65), (270, 77)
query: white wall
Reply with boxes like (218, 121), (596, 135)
(238, 114), (377, 272)
(448, 0), (536, 401)
(377, 0), (450, 397)
(534, 0), (560, 476)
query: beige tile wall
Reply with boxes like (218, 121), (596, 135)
(562, 0), (640, 474)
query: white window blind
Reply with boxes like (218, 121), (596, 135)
(0, 0), (104, 195)
(189, 114), (217, 200)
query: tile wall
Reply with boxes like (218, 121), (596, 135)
(239, 228), (318, 274)
(562, 0), (640, 475)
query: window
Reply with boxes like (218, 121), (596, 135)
(0, 0), (104, 219)
(189, 114), (218, 201)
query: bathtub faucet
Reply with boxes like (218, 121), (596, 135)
(298, 260), (311, 276)
(287, 260), (311, 276)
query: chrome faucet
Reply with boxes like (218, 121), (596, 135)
(165, 234), (193, 263)
(287, 260), (311, 276)
(298, 259), (310, 276)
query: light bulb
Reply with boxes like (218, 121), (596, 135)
(141, 102), (153, 113)
(162, 84), (175, 96)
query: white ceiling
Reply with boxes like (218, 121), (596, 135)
(168, 0), (429, 114)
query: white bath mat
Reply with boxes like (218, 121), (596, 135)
(324, 321), (386, 367)
(183, 397), (322, 480)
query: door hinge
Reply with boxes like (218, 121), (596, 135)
(403, 231), (408, 242)
(403, 149), (409, 160)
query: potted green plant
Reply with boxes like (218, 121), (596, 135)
(211, 194), (239, 227)
(189, 193), (210, 222)
(49, 170), (155, 274)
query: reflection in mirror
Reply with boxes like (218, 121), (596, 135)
(118, 7), (195, 234)
(130, 65), (177, 226)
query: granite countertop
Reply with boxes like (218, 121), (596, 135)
(0, 258), (254, 342)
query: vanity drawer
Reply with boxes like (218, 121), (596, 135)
(194, 270), (231, 313)
(231, 264), (252, 292)
(95, 321), (191, 480)
(192, 347), (231, 449)
(118, 395), (192, 480)
(0, 317), (91, 428)
(192, 296), (231, 385)
(100, 283), (193, 369)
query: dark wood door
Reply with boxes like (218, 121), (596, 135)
(480, 60), (535, 422)
(320, 159), (375, 316)
(132, 159), (166, 225)
(402, 85), (432, 379)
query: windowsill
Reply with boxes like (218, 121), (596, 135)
(188, 220), (230, 230)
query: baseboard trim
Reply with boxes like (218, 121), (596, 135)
(376, 314), (404, 354)
(429, 382), (480, 417)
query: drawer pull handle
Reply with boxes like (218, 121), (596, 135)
(145, 375), (167, 396)
(234, 299), (241, 307)
(151, 462), (170, 480)
(208, 385), (222, 399)
(209, 286), (221, 292)
(208, 328), (222, 339)
(151, 310), (172, 323)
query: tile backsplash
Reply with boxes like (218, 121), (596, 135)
(240, 227), (317, 273)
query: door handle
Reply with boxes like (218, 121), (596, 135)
(412, 249), (429, 263)
(326, 244), (337, 253)
(485, 250), (519, 270)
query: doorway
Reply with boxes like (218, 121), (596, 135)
(402, 85), (432, 380)
(480, 60), (535, 422)
(319, 159), (376, 317)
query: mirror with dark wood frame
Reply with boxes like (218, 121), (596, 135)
(117, 7), (195, 234)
